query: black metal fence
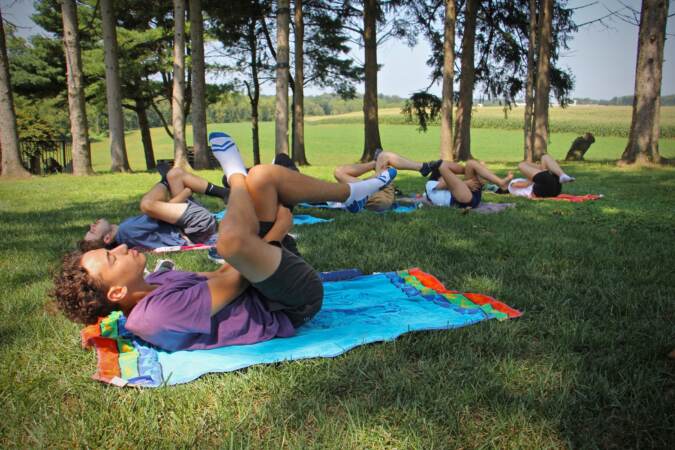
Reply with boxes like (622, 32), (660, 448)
(19, 139), (73, 175)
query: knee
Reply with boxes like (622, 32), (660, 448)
(139, 197), (156, 215)
(167, 167), (184, 182)
(215, 225), (249, 260)
(246, 164), (276, 190)
(333, 166), (347, 182)
(518, 161), (528, 172)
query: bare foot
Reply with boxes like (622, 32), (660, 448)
(500, 171), (514, 190)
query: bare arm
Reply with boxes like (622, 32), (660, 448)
(169, 187), (193, 203)
(204, 267), (250, 316)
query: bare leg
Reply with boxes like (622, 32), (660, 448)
(436, 162), (473, 204)
(247, 165), (350, 222)
(216, 173), (282, 283)
(166, 167), (209, 197)
(540, 154), (566, 177)
(518, 161), (544, 181)
(464, 160), (513, 190)
(375, 151), (423, 173)
(139, 183), (188, 224)
(334, 161), (376, 183)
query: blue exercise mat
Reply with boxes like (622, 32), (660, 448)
(298, 202), (418, 214)
(81, 269), (513, 387)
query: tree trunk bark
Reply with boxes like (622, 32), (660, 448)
(452, 0), (477, 161)
(172, 0), (189, 168)
(439, 0), (456, 161)
(292, 0), (309, 165)
(360, 0), (382, 162)
(523, 0), (537, 162)
(249, 21), (261, 166)
(621, 0), (668, 165)
(136, 100), (156, 170)
(60, 0), (93, 175)
(0, 7), (30, 177)
(100, 0), (130, 172)
(275, 0), (290, 156)
(532, 0), (553, 161)
(189, 0), (209, 169)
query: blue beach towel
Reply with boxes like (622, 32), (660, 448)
(213, 209), (332, 225)
(81, 269), (520, 387)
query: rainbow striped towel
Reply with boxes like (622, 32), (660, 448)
(80, 268), (521, 387)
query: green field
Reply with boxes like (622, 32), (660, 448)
(2, 115), (674, 447)
(91, 106), (675, 172)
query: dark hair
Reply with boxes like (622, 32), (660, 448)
(51, 250), (116, 324)
(78, 238), (115, 252)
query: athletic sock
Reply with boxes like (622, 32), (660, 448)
(209, 132), (247, 181)
(419, 162), (431, 177)
(559, 173), (575, 184)
(344, 168), (396, 205)
(205, 182), (228, 198)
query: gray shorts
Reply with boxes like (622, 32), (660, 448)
(175, 199), (217, 244)
(253, 246), (323, 328)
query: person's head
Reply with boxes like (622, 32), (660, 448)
(83, 219), (118, 249)
(532, 171), (562, 198)
(52, 244), (147, 324)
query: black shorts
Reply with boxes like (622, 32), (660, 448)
(532, 171), (562, 198)
(252, 246), (323, 328)
(451, 188), (482, 209)
(175, 199), (217, 244)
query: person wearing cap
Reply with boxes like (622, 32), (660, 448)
(508, 154), (575, 198)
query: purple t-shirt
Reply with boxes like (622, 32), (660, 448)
(125, 270), (295, 352)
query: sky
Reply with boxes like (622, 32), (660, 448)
(2, 0), (673, 100)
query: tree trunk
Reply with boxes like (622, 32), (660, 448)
(136, 100), (155, 170)
(439, 0), (456, 161)
(249, 21), (261, 166)
(100, 0), (130, 172)
(523, 0), (537, 162)
(172, 0), (189, 168)
(0, 7), (30, 177)
(292, 0), (309, 165)
(621, 0), (668, 165)
(452, 0), (477, 161)
(189, 0), (208, 169)
(360, 0), (382, 162)
(275, 0), (290, 156)
(532, 0), (553, 161)
(60, 0), (93, 175)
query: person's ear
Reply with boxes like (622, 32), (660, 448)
(107, 285), (127, 303)
(103, 232), (114, 245)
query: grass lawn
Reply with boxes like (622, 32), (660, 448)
(1, 144), (674, 447)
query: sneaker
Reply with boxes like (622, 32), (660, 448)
(153, 259), (175, 273)
(273, 153), (299, 172)
(208, 247), (225, 264)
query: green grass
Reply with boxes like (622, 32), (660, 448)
(92, 119), (675, 173)
(1, 156), (674, 447)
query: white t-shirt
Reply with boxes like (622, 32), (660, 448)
(425, 180), (453, 206)
(508, 178), (534, 197)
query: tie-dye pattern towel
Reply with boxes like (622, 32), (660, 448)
(80, 268), (521, 387)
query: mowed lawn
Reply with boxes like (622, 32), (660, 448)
(1, 120), (674, 447)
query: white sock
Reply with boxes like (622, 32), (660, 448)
(210, 134), (247, 181)
(559, 173), (575, 184)
(345, 169), (394, 205)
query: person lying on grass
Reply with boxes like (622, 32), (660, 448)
(52, 135), (397, 352)
(423, 159), (513, 209)
(507, 154), (575, 198)
(81, 166), (229, 251)
(333, 149), (439, 211)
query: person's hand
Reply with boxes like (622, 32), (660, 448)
(465, 178), (482, 191)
